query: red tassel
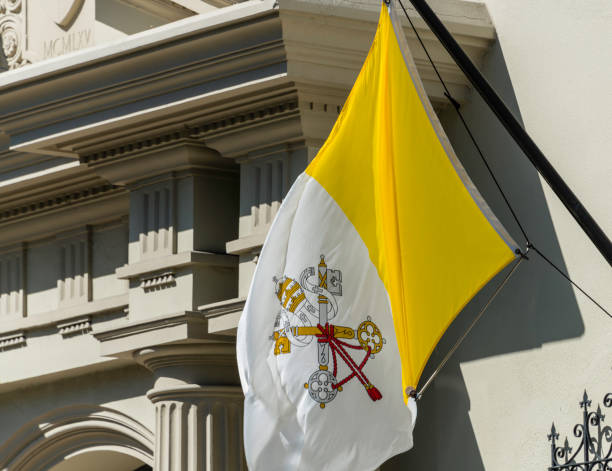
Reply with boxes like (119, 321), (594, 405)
(366, 385), (383, 401)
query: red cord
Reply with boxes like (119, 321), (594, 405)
(316, 323), (382, 401)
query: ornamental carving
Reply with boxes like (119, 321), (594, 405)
(0, 0), (28, 70)
(548, 391), (612, 470)
(0, 0), (22, 14)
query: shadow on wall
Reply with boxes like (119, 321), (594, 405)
(383, 39), (584, 470)
(0, 365), (154, 445)
(95, 0), (169, 35)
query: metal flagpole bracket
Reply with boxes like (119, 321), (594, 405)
(516, 246), (530, 260)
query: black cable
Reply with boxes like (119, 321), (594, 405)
(397, 0), (530, 245)
(394, 0), (611, 319)
(529, 243), (611, 318)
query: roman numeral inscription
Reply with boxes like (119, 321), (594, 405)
(43, 28), (92, 59)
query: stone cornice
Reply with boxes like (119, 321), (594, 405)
(0, 0), (495, 162)
(189, 99), (299, 140)
(0, 181), (119, 224)
(281, 0), (494, 108)
(0, 0), (277, 90)
(0, 1), (284, 148)
(19, 85), (299, 161)
(0, 184), (127, 246)
(79, 140), (237, 186)
(0, 158), (89, 199)
(0, 158), (128, 245)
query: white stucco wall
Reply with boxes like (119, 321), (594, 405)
(465, 2), (611, 469)
(388, 2), (612, 470)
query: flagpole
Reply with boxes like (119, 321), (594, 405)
(404, 0), (612, 267)
(416, 255), (525, 399)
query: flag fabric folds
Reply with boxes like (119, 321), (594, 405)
(237, 2), (519, 469)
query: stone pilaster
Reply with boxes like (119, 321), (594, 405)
(226, 144), (312, 298)
(83, 142), (239, 322)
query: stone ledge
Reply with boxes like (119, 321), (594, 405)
(226, 232), (266, 255)
(116, 250), (237, 280)
(96, 310), (235, 358)
(0, 293), (128, 337)
(199, 297), (245, 335)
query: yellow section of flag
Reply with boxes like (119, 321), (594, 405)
(306, 5), (518, 395)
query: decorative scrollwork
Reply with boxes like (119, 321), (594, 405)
(0, 0), (29, 71)
(548, 390), (612, 470)
(0, 0), (22, 14)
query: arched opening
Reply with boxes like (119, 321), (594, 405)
(0, 405), (154, 471)
(49, 450), (150, 471)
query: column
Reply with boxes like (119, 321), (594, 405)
(134, 344), (246, 471)
(148, 385), (245, 471)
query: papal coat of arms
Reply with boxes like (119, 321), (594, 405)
(272, 255), (386, 408)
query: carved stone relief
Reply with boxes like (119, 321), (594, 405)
(0, 0), (28, 70)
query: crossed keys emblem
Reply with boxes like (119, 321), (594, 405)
(272, 255), (386, 408)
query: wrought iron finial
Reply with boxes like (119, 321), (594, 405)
(580, 389), (591, 409)
(548, 391), (612, 470)
(548, 422), (559, 443)
(562, 437), (572, 456)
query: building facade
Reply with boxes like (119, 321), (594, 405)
(0, 0), (610, 470)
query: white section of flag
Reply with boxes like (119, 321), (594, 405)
(237, 173), (416, 471)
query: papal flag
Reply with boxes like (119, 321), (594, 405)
(237, 1), (519, 469)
